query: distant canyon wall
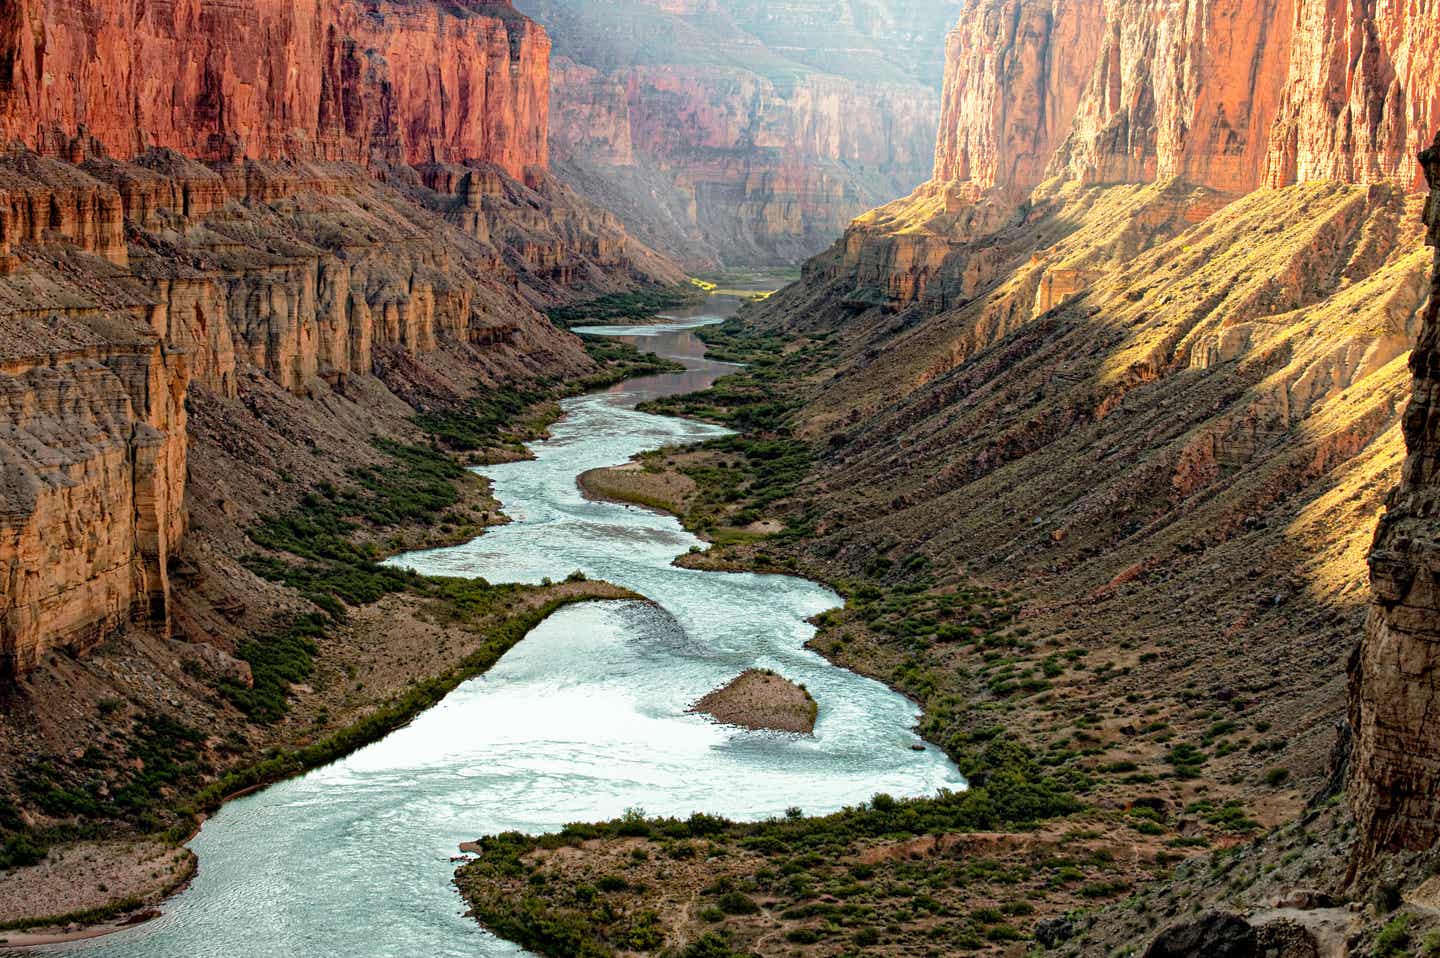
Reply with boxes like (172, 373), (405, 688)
(932, 0), (1440, 200)
(0, 0), (550, 181)
(523, 0), (961, 267)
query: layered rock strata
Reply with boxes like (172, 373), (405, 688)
(735, 0), (1440, 828)
(0, 319), (187, 676)
(830, 0), (1440, 315)
(1348, 136), (1440, 858)
(0, 136), (675, 676)
(0, 0), (550, 181)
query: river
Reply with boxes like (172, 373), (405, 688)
(59, 294), (964, 957)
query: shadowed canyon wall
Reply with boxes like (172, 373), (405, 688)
(1348, 136), (1440, 860)
(520, 0), (962, 267)
(0, 0), (682, 677)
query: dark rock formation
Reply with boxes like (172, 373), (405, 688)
(1348, 133), (1440, 859)
(1143, 912), (1257, 958)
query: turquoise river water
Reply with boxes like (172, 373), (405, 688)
(57, 296), (964, 957)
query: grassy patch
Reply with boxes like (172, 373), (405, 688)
(458, 738), (1080, 957)
(546, 285), (704, 329)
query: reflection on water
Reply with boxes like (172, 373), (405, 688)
(61, 295), (963, 958)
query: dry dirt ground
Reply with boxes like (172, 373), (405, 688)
(690, 669), (819, 734)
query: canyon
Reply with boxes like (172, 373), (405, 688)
(449, 0), (1440, 954)
(518, 0), (961, 267)
(3, 0), (1440, 951)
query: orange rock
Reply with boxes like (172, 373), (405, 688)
(0, 0), (551, 181)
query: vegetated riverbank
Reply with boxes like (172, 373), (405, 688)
(0, 334), (674, 942)
(456, 315), (1309, 956)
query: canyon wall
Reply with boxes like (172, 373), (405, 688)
(824, 0), (1440, 316)
(928, 0), (1440, 202)
(0, 0), (686, 678)
(1348, 135), (1440, 859)
(0, 0), (549, 181)
(0, 146), (634, 676)
(0, 326), (188, 677)
(740, 0), (1440, 847)
(522, 0), (960, 267)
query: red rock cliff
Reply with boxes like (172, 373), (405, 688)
(0, 0), (550, 181)
(929, 0), (1440, 199)
(528, 0), (957, 267)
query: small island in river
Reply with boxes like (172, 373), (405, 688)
(689, 669), (818, 734)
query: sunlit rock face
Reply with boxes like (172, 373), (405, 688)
(0, 0), (550, 181)
(1349, 136), (1440, 860)
(525, 0), (961, 267)
(729, 0), (1440, 854)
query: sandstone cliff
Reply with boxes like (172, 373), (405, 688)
(0, 320), (187, 676)
(0, 0), (685, 679)
(0, 140), (656, 677)
(1348, 135), (1440, 860)
(928, 0), (1440, 203)
(523, 0), (959, 267)
(0, 0), (550, 182)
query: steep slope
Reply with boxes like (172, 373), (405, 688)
(743, 0), (1440, 783)
(520, 0), (960, 267)
(0, 0), (683, 680)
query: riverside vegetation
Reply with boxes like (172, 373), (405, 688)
(458, 316), (1288, 954)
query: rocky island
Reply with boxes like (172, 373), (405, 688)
(689, 668), (819, 734)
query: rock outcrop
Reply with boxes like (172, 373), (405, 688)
(0, 322), (188, 676)
(1348, 134), (1440, 859)
(526, 0), (958, 266)
(0, 0), (550, 182)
